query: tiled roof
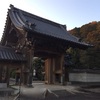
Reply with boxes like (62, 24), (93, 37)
(4, 5), (92, 48)
(0, 46), (26, 62)
(9, 5), (79, 41)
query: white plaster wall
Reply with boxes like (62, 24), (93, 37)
(69, 73), (100, 82)
(0, 83), (7, 88)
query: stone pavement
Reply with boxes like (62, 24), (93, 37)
(11, 81), (100, 100)
(80, 85), (100, 93)
(32, 81), (100, 93)
(12, 81), (84, 94)
(9, 79), (100, 94)
(0, 81), (100, 100)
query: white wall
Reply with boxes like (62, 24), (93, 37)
(69, 73), (100, 82)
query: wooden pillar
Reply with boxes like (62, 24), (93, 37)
(27, 48), (34, 87)
(21, 63), (28, 85)
(0, 66), (2, 82)
(21, 64), (25, 85)
(44, 54), (65, 85)
(6, 65), (10, 86)
(0, 65), (3, 83)
(52, 55), (61, 84)
(60, 54), (65, 85)
(20, 64), (23, 85)
(45, 58), (54, 84)
(53, 54), (65, 85)
(23, 72), (28, 85)
(3, 65), (6, 83)
(3, 64), (10, 86)
(45, 59), (50, 84)
(52, 58), (55, 84)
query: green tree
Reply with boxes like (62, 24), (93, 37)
(33, 57), (44, 80)
(69, 21), (100, 69)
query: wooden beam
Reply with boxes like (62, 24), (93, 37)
(35, 49), (60, 55)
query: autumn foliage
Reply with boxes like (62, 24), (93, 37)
(69, 21), (100, 69)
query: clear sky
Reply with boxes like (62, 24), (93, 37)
(0, 0), (100, 40)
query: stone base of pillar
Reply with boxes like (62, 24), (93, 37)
(27, 84), (34, 88)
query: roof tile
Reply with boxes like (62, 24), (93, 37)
(0, 46), (26, 62)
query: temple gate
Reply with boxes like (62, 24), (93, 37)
(0, 5), (91, 86)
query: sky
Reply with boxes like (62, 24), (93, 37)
(0, 0), (100, 40)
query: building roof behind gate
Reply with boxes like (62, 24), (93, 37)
(0, 46), (26, 62)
